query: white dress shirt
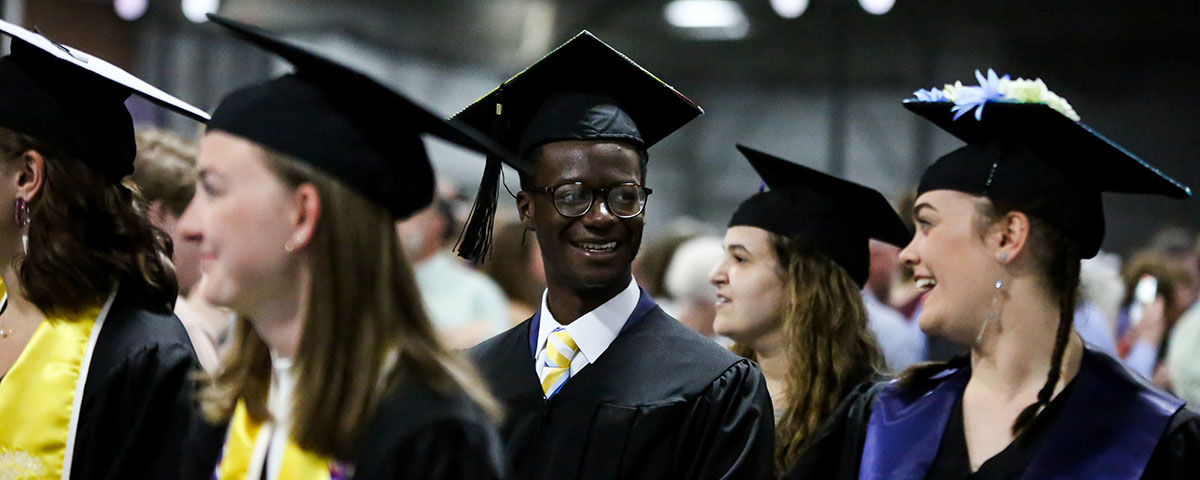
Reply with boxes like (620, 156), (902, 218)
(534, 277), (639, 381)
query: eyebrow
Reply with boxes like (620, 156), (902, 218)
(726, 244), (750, 255)
(913, 203), (937, 217)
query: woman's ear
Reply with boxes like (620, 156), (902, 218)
(15, 149), (46, 201)
(289, 183), (321, 250)
(993, 210), (1031, 264)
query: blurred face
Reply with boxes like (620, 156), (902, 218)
(518, 140), (645, 293)
(149, 209), (201, 296)
(709, 226), (786, 347)
(899, 190), (1000, 344)
(177, 131), (303, 312)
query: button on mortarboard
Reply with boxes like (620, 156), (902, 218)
(0, 19), (209, 180)
(729, 145), (911, 287)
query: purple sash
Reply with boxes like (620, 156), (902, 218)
(859, 348), (1184, 480)
(528, 287), (658, 355)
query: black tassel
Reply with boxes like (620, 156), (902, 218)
(456, 90), (506, 264)
(456, 155), (502, 263)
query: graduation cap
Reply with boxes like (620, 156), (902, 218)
(906, 90), (1191, 259)
(0, 19), (208, 181)
(452, 30), (703, 263)
(205, 15), (527, 219)
(729, 145), (911, 287)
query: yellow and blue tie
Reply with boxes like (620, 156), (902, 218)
(539, 327), (579, 398)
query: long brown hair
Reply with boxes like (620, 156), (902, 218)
(734, 233), (884, 472)
(200, 147), (499, 459)
(0, 127), (177, 317)
(898, 199), (1080, 435)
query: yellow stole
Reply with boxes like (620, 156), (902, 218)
(0, 283), (106, 480)
(214, 401), (350, 480)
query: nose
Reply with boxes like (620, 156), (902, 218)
(709, 256), (728, 287)
(579, 193), (618, 229)
(898, 236), (919, 267)
(176, 197), (204, 245)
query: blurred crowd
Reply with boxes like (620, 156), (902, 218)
(138, 126), (1200, 404)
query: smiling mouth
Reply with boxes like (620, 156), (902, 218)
(571, 240), (619, 253)
(915, 277), (937, 292)
(715, 294), (731, 308)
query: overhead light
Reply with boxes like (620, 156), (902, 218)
(770, 0), (808, 19)
(181, 0), (220, 23)
(664, 0), (750, 40)
(858, 0), (895, 15)
(114, 0), (149, 21)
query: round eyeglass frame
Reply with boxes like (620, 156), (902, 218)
(534, 182), (653, 219)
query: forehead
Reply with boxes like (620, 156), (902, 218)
(533, 140), (642, 185)
(914, 189), (983, 217)
(724, 226), (772, 251)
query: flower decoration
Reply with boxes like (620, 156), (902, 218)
(909, 68), (1081, 122)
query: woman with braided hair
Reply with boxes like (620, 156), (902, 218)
(785, 70), (1199, 480)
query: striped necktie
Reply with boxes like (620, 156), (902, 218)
(539, 327), (579, 398)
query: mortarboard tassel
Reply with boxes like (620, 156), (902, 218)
(456, 93), (506, 264)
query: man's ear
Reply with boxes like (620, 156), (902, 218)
(516, 190), (536, 231)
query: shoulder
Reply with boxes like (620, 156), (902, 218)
(1082, 347), (1183, 416)
(634, 307), (745, 372)
(468, 319), (529, 361)
(362, 379), (499, 454)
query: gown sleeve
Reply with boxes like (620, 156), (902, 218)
(672, 359), (776, 480)
(781, 381), (886, 480)
(71, 340), (202, 480)
(1140, 408), (1200, 479)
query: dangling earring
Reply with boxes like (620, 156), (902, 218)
(976, 279), (1005, 346)
(15, 198), (29, 255)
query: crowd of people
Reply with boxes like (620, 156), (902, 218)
(0, 12), (1197, 480)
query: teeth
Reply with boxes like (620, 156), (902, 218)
(916, 278), (937, 290)
(577, 241), (617, 251)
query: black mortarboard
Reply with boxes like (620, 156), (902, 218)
(206, 15), (526, 219)
(907, 98), (1191, 259)
(729, 145), (911, 287)
(452, 30), (703, 262)
(0, 19), (208, 181)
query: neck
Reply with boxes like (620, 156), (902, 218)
(545, 278), (629, 325)
(752, 335), (790, 412)
(968, 278), (1083, 400)
(245, 265), (310, 360)
(1, 265), (44, 324)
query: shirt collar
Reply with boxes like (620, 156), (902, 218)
(536, 277), (639, 363)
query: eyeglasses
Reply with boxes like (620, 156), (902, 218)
(534, 182), (653, 219)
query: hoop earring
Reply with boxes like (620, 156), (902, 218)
(284, 237), (299, 252)
(976, 280), (1005, 346)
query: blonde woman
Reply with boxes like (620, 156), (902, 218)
(182, 17), (517, 480)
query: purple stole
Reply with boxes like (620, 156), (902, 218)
(528, 288), (658, 355)
(859, 348), (1184, 480)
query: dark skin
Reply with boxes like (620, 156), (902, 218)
(516, 139), (646, 324)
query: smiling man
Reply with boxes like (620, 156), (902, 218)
(455, 32), (774, 479)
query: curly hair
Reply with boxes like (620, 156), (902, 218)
(0, 127), (177, 317)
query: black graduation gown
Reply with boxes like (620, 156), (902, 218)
(783, 347), (1200, 480)
(468, 291), (775, 480)
(70, 293), (206, 480)
(183, 375), (507, 480)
